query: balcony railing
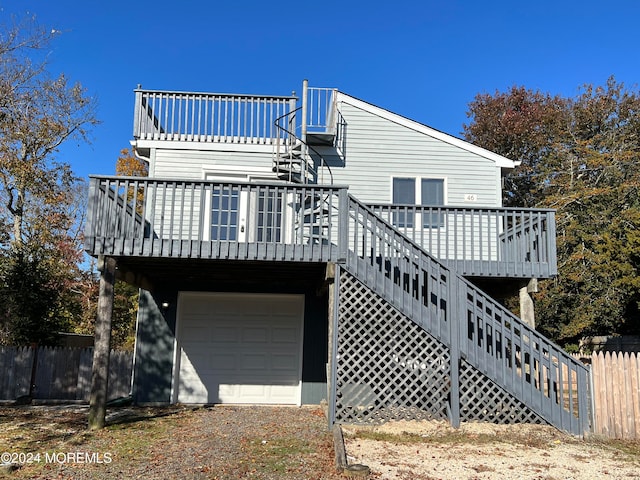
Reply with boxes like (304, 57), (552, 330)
(85, 176), (348, 263)
(133, 89), (298, 145)
(367, 204), (557, 278)
(85, 177), (557, 278)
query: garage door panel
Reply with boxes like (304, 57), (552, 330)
(210, 353), (237, 370)
(243, 327), (269, 343)
(241, 353), (268, 370)
(212, 326), (240, 343)
(272, 327), (298, 343)
(177, 293), (303, 405)
(272, 353), (298, 370)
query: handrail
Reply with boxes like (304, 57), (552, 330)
(273, 108), (334, 185)
(344, 194), (589, 435)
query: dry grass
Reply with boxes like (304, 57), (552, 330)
(0, 405), (343, 480)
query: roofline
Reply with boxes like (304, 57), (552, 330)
(334, 91), (520, 169)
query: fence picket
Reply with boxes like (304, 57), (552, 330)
(0, 346), (132, 402)
(591, 351), (640, 439)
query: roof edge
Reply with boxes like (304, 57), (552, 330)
(335, 91), (520, 169)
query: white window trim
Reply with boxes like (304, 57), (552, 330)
(390, 176), (448, 205)
(390, 176), (448, 230)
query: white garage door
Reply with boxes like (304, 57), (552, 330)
(175, 292), (304, 404)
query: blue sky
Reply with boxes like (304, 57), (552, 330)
(3, 0), (640, 180)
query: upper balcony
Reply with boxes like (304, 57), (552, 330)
(85, 176), (557, 279)
(133, 88), (299, 145)
(133, 83), (339, 145)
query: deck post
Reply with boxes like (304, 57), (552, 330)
(88, 255), (117, 430)
(301, 80), (309, 182)
(448, 276), (461, 428)
(133, 86), (143, 139)
(327, 263), (341, 428)
(337, 188), (349, 263)
(519, 278), (538, 329)
(301, 79), (308, 145)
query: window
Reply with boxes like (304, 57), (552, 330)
(210, 187), (240, 240)
(420, 178), (444, 228)
(392, 177), (445, 228)
(392, 178), (416, 227)
(256, 189), (284, 242)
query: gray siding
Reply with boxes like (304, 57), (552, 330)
(132, 289), (177, 404)
(146, 104), (502, 210)
(152, 147), (276, 180)
(323, 102), (501, 207)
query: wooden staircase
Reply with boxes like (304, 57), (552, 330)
(330, 195), (591, 436)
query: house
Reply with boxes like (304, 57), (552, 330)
(84, 81), (590, 435)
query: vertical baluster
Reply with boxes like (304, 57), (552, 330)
(223, 97), (228, 141)
(176, 95), (183, 141)
(196, 95), (202, 141)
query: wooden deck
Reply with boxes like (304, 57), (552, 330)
(85, 176), (557, 279)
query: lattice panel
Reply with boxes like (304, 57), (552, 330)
(335, 271), (450, 424)
(459, 360), (546, 425)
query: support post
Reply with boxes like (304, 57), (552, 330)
(301, 79), (308, 145)
(327, 263), (341, 428)
(88, 255), (117, 430)
(337, 188), (349, 263)
(519, 278), (538, 330)
(448, 274), (461, 428)
(301, 79), (309, 182)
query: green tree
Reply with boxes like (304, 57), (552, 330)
(73, 271), (138, 351)
(0, 15), (98, 344)
(464, 77), (640, 347)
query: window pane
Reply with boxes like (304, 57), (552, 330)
(211, 187), (239, 241)
(392, 178), (415, 228)
(421, 179), (444, 205)
(421, 179), (444, 228)
(393, 178), (415, 204)
(257, 190), (282, 242)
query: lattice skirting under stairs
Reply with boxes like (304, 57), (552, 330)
(334, 270), (545, 426)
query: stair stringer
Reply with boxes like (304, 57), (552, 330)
(334, 268), (546, 426)
(339, 195), (591, 436)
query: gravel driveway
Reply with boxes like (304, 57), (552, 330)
(0, 405), (343, 479)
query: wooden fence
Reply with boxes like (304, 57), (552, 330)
(0, 346), (133, 402)
(591, 351), (640, 440)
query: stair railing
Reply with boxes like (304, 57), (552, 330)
(273, 108), (334, 184)
(343, 194), (590, 436)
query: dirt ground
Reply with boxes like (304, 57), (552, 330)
(1, 405), (639, 479)
(343, 420), (640, 480)
(0, 405), (342, 480)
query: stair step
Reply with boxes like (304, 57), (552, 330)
(274, 159), (303, 166)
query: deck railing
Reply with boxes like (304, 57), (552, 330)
(85, 176), (347, 262)
(133, 89), (298, 145)
(85, 177), (557, 278)
(306, 87), (337, 133)
(368, 204), (557, 278)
